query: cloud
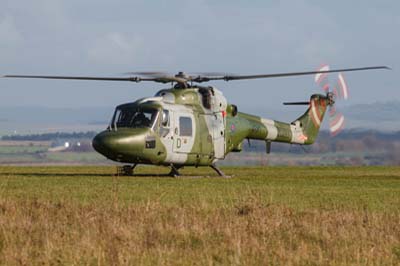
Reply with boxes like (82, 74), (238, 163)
(0, 16), (23, 49)
(88, 32), (144, 65)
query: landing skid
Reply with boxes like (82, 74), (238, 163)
(168, 164), (183, 177)
(210, 164), (230, 178)
(115, 164), (230, 178)
(116, 164), (137, 176)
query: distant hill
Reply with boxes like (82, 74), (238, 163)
(0, 106), (112, 135)
(344, 101), (400, 121)
(0, 106), (113, 124)
(342, 101), (400, 131)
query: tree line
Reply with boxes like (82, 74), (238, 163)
(1, 131), (98, 141)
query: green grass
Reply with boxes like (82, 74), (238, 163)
(0, 166), (399, 265)
(1, 166), (399, 211)
(45, 152), (105, 163)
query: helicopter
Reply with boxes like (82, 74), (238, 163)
(2, 65), (389, 177)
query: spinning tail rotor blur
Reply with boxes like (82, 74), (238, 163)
(314, 65), (349, 136)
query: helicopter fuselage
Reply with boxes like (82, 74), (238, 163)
(2, 66), (388, 174)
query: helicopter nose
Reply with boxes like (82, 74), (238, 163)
(92, 132), (111, 156)
(92, 129), (149, 161)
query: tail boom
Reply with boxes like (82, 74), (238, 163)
(225, 94), (329, 154)
(242, 94), (329, 144)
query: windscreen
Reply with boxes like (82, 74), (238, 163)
(111, 107), (158, 130)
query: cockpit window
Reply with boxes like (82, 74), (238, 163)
(159, 109), (170, 137)
(161, 110), (169, 127)
(110, 107), (158, 130)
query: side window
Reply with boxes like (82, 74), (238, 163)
(179, 117), (192, 136)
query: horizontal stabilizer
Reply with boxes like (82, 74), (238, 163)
(283, 101), (310, 105)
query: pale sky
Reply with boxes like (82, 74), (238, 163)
(0, 0), (398, 114)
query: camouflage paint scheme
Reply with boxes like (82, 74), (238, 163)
(92, 87), (328, 167)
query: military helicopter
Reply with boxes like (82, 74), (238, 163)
(2, 65), (389, 176)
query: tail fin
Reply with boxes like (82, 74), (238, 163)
(295, 94), (329, 144)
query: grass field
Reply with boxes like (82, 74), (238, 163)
(0, 166), (399, 265)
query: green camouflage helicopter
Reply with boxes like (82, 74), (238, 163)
(3, 65), (389, 176)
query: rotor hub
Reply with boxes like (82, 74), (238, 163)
(327, 92), (335, 106)
(175, 71), (190, 80)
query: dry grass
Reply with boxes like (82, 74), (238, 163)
(1, 199), (399, 265)
(0, 166), (399, 265)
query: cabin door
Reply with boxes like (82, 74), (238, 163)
(172, 112), (195, 154)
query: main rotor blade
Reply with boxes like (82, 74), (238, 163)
(205, 66), (390, 82)
(124, 71), (168, 77)
(1, 75), (151, 82)
(2, 74), (190, 85)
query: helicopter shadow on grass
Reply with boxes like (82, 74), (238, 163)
(0, 171), (225, 178)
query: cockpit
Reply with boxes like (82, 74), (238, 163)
(110, 106), (159, 130)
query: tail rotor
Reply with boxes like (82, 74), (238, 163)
(315, 65), (349, 136)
